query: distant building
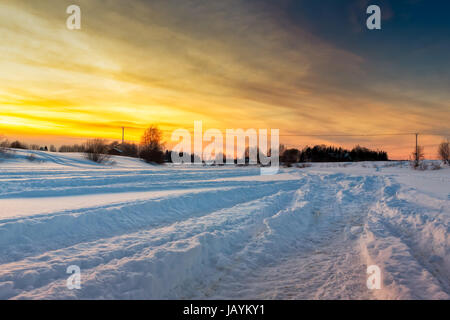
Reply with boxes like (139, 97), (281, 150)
(108, 146), (123, 156)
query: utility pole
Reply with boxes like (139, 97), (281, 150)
(415, 132), (419, 165)
(122, 127), (125, 145)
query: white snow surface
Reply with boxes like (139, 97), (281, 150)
(0, 149), (449, 300)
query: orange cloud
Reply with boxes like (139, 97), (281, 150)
(0, 0), (448, 158)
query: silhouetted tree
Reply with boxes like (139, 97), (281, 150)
(280, 144), (388, 164)
(0, 136), (8, 153)
(438, 140), (450, 165)
(139, 125), (165, 164)
(164, 150), (172, 163)
(411, 145), (425, 168)
(10, 140), (28, 149)
(84, 139), (110, 163)
(121, 142), (139, 157)
(59, 144), (85, 152)
(281, 149), (301, 166)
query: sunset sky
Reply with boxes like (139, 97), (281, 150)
(0, 0), (449, 159)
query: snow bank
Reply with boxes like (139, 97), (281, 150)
(0, 151), (448, 299)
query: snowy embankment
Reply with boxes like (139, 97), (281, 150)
(0, 150), (448, 299)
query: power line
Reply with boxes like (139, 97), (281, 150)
(277, 133), (415, 137)
(278, 132), (449, 137)
(159, 130), (449, 137)
(160, 130), (414, 137)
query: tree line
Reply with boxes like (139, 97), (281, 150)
(79, 125), (166, 163)
(280, 144), (388, 165)
(2, 130), (449, 166)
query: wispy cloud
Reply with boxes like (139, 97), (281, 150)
(0, 0), (448, 158)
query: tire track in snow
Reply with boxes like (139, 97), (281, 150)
(361, 176), (450, 299)
(0, 173), (380, 300)
(196, 174), (382, 299)
(1, 185), (301, 299)
(0, 167), (263, 198)
(0, 179), (303, 265)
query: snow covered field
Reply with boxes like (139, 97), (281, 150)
(0, 150), (449, 299)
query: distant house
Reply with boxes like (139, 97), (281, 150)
(108, 146), (123, 156)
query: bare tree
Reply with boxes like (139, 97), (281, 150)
(139, 125), (165, 163)
(140, 125), (163, 149)
(411, 145), (425, 169)
(9, 140), (28, 149)
(0, 135), (9, 155)
(121, 142), (139, 157)
(438, 140), (450, 165)
(281, 148), (301, 167)
(30, 144), (40, 150)
(59, 144), (85, 152)
(84, 139), (110, 163)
